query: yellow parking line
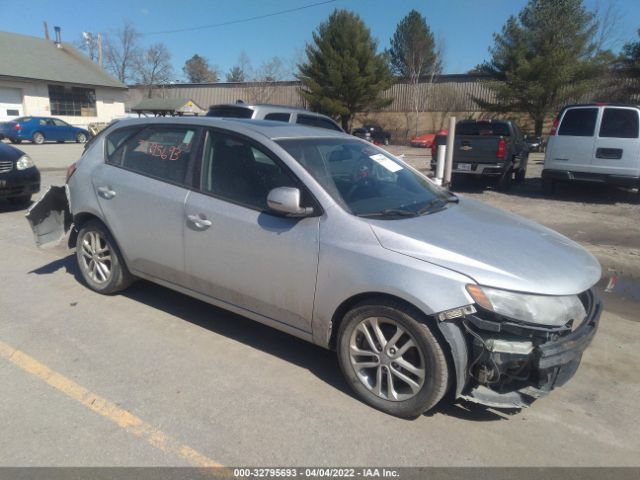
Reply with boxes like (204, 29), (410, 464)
(0, 339), (223, 468)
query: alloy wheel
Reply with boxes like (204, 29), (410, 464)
(79, 230), (112, 284)
(349, 317), (426, 401)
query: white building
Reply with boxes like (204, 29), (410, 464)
(0, 31), (127, 127)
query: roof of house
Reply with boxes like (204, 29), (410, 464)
(0, 31), (127, 89)
(132, 98), (205, 113)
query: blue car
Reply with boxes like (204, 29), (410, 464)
(0, 116), (91, 145)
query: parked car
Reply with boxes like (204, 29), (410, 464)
(27, 117), (601, 417)
(352, 124), (392, 145)
(410, 129), (448, 148)
(0, 116), (91, 145)
(524, 134), (545, 153)
(207, 103), (344, 132)
(0, 142), (40, 204)
(431, 119), (529, 190)
(543, 103), (640, 193)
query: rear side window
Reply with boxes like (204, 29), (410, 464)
(457, 122), (511, 136)
(207, 106), (254, 118)
(108, 126), (198, 185)
(599, 108), (639, 139)
(264, 112), (291, 122)
(558, 108), (598, 137)
(297, 114), (342, 131)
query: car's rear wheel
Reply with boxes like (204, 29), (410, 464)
(76, 132), (87, 144)
(76, 220), (133, 294)
(337, 301), (449, 417)
(496, 167), (513, 191)
(32, 132), (45, 145)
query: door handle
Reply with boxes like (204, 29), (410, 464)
(187, 214), (212, 230)
(97, 186), (116, 199)
(595, 148), (622, 160)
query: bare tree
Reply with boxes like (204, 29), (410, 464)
(104, 21), (142, 84)
(136, 43), (174, 98)
(226, 51), (253, 83)
(593, 0), (624, 51)
(246, 56), (286, 103)
(75, 32), (100, 63)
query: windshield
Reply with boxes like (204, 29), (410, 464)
(277, 138), (452, 218)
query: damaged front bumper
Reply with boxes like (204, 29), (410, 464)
(25, 185), (71, 248)
(437, 289), (602, 409)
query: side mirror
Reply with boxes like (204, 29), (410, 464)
(267, 187), (314, 217)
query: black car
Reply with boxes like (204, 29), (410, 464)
(524, 134), (545, 153)
(0, 142), (40, 204)
(352, 124), (391, 145)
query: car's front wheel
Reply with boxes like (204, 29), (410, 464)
(76, 220), (133, 294)
(10, 138), (21, 144)
(337, 301), (449, 417)
(76, 132), (87, 144)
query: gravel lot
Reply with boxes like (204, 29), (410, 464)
(0, 142), (638, 467)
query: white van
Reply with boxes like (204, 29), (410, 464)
(542, 103), (640, 192)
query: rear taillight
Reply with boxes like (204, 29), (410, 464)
(496, 138), (506, 160)
(13, 123), (21, 131)
(66, 162), (77, 183)
(549, 117), (559, 136)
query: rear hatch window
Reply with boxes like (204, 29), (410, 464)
(207, 105), (254, 118)
(558, 108), (598, 136)
(457, 121), (510, 136)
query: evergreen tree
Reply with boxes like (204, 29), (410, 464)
(183, 54), (218, 83)
(622, 29), (640, 96)
(297, 9), (393, 131)
(388, 10), (441, 135)
(476, 0), (606, 135)
(226, 66), (246, 82)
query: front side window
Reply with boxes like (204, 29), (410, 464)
(599, 108), (639, 139)
(108, 126), (197, 185)
(48, 85), (96, 117)
(200, 130), (298, 210)
(277, 138), (450, 218)
(558, 108), (598, 137)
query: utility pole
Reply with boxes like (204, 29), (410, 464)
(43, 21), (49, 40)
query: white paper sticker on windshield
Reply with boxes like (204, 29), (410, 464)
(183, 130), (194, 144)
(369, 153), (403, 172)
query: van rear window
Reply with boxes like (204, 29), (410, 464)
(599, 108), (639, 139)
(456, 122), (510, 136)
(207, 106), (254, 119)
(558, 108), (598, 137)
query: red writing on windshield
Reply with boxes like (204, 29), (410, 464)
(147, 142), (182, 161)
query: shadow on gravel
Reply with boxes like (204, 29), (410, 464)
(30, 253), (514, 422)
(451, 177), (639, 205)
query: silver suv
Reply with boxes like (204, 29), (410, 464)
(28, 117), (601, 417)
(207, 103), (344, 132)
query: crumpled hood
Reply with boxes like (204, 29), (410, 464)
(368, 197), (601, 295)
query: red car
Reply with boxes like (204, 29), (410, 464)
(410, 128), (448, 148)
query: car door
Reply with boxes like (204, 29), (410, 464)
(91, 124), (201, 283)
(545, 107), (598, 172)
(591, 107), (640, 178)
(183, 129), (320, 333)
(53, 118), (74, 141)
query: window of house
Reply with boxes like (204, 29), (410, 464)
(48, 85), (97, 117)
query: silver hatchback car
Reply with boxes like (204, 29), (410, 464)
(28, 117), (602, 417)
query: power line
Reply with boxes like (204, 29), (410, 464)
(142, 0), (338, 36)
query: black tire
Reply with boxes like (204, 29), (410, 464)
(76, 220), (134, 294)
(32, 132), (45, 145)
(10, 138), (21, 144)
(76, 132), (88, 144)
(337, 300), (449, 418)
(7, 194), (31, 205)
(496, 167), (513, 191)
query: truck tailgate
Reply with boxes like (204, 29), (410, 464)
(453, 135), (501, 163)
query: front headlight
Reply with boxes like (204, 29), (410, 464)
(16, 155), (35, 170)
(466, 284), (586, 327)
